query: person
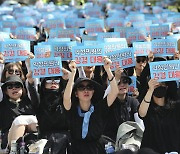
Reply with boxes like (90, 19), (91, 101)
(63, 57), (119, 154)
(1, 62), (25, 83)
(138, 79), (180, 153)
(27, 68), (71, 154)
(103, 67), (143, 142)
(0, 75), (36, 152)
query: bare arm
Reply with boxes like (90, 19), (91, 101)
(138, 79), (159, 117)
(104, 57), (119, 106)
(63, 61), (77, 110)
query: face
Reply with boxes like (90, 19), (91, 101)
(83, 66), (95, 73)
(118, 78), (129, 95)
(45, 78), (60, 90)
(5, 65), (21, 78)
(75, 81), (94, 102)
(135, 57), (147, 71)
(5, 82), (23, 101)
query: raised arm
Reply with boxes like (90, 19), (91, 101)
(138, 79), (159, 117)
(103, 57), (119, 106)
(63, 61), (77, 110)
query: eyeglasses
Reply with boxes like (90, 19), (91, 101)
(136, 58), (146, 63)
(6, 83), (22, 89)
(7, 69), (21, 76)
(77, 84), (94, 91)
(45, 79), (60, 84)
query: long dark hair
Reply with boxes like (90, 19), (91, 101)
(153, 81), (179, 112)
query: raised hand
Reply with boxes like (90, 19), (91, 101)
(148, 79), (159, 92)
(103, 56), (112, 71)
(114, 67), (124, 81)
(69, 60), (77, 73)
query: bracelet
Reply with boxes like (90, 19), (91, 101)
(144, 98), (150, 103)
(108, 76), (115, 82)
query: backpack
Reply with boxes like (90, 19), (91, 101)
(115, 121), (144, 152)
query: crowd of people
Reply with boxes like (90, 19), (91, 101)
(0, 0), (180, 154)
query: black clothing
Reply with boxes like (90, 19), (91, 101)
(0, 96), (34, 149)
(28, 83), (69, 138)
(103, 96), (139, 141)
(140, 101), (180, 154)
(65, 98), (109, 154)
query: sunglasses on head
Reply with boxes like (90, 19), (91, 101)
(7, 69), (21, 76)
(45, 79), (60, 84)
(6, 83), (22, 89)
(77, 84), (94, 91)
(136, 58), (146, 63)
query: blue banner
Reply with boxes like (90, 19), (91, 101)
(104, 41), (128, 54)
(149, 60), (180, 82)
(128, 76), (136, 95)
(133, 42), (151, 56)
(126, 27), (147, 43)
(151, 38), (177, 56)
(30, 57), (63, 78)
(15, 27), (36, 41)
(150, 24), (169, 39)
(34, 45), (52, 58)
(1, 39), (30, 62)
(51, 41), (76, 61)
(97, 32), (120, 40)
(72, 45), (105, 66)
(106, 48), (135, 71)
(85, 19), (104, 34)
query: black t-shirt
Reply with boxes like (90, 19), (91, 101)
(103, 96), (139, 141)
(65, 98), (109, 154)
(140, 101), (180, 154)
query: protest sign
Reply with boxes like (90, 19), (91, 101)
(97, 32), (120, 40)
(34, 45), (52, 58)
(15, 27), (36, 41)
(128, 76), (136, 95)
(85, 19), (104, 34)
(83, 41), (100, 46)
(126, 13), (145, 23)
(44, 18), (65, 29)
(72, 45), (105, 66)
(49, 28), (79, 39)
(149, 60), (180, 82)
(126, 27), (146, 43)
(104, 41), (128, 54)
(114, 27), (128, 38)
(81, 34), (97, 41)
(151, 38), (177, 56)
(133, 20), (152, 33)
(30, 57), (63, 78)
(1, 39), (30, 62)
(106, 48), (135, 71)
(133, 42), (151, 56)
(150, 24), (169, 38)
(51, 41), (76, 61)
(105, 17), (124, 28)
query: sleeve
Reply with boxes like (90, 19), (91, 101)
(28, 82), (40, 110)
(131, 97), (140, 114)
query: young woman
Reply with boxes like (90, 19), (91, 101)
(138, 79), (180, 153)
(27, 68), (71, 154)
(63, 57), (119, 154)
(0, 62), (26, 102)
(0, 75), (36, 151)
